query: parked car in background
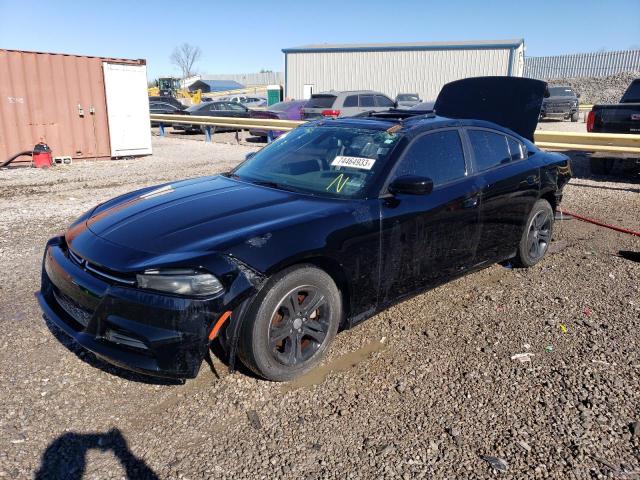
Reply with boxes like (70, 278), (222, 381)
(248, 100), (306, 139)
(226, 95), (267, 108)
(540, 86), (580, 122)
(409, 101), (435, 111)
(395, 93), (422, 108)
(38, 76), (570, 382)
(148, 96), (186, 110)
(587, 79), (640, 175)
(302, 90), (396, 119)
(173, 101), (250, 133)
(149, 101), (184, 127)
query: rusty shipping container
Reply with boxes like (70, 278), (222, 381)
(0, 49), (151, 163)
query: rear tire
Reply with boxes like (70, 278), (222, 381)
(238, 265), (341, 381)
(513, 199), (554, 268)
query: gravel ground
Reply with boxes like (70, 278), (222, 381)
(544, 72), (640, 105)
(1, 135), (639, 479)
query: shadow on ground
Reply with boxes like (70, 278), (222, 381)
(565, 151), (640, 183)
(35, 428), (158, 480)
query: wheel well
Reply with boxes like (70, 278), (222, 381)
(540, 191), (557, 212)
(272, 257), (351, 327)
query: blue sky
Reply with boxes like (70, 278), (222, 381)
(1, 0), (639, 79)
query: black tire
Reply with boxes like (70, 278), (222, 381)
(571, 112), (579, 122)
(590, 157), (614, 175)
(238, 265), (342, 381)
(513, 199), (554, 268)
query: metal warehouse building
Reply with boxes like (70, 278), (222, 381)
(283, 39), (524, 101)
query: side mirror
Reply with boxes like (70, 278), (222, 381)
(576, 93), (581, 98)
(245, 151), (257, 161)
(388, 175), (433, 195)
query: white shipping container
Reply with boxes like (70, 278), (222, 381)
(103, 62), (152, 157)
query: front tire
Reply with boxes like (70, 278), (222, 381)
(238, 265), (341, 381)
(513, 199), (554, 268)
(571, 112), (579, 122)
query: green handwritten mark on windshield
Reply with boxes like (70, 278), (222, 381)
(326, 174), (349, 193)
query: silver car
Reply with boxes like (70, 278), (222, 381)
(302, 90), (396, 119)
(395, 93), (422, 109)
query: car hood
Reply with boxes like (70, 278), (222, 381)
(434, 76), (547, 141)
(82, 176), (342, 256)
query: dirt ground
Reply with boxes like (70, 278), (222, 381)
(1, 130), (639, 479)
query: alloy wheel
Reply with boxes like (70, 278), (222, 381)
(268, 286), (329, 366)
(527, 210), (551, 260)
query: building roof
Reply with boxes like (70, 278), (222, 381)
(188, 79), (245, 92)
(282, 39), (524, 54)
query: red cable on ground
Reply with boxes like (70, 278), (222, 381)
(558, 208), (640, 237)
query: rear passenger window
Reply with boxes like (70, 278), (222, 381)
(468, 130), (511, 170)
(359, 95), (375, 107)
(394, 130), (466, 186)
(376, 95), (395, 107)
(507, 137), (525, 161)
(343, 95), (358, 107)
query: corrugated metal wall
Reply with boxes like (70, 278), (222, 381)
(0, 49), (144, 163)
(524, 49), (640, 79)
(285, 48), (517, 100)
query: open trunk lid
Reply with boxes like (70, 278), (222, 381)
(434, 76), (547, 141)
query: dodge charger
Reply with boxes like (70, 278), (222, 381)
(38, 77), (571, 381)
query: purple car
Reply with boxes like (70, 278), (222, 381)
(249, 100), (307, 139)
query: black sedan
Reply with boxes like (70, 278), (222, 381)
(149, 101), (184, 127)
(173, 101), (250, 133)
(38, 77), (571, 382)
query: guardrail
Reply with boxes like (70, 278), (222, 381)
(151, 113), (640, 154)
(534, 131), (640, 154)
(578, 104), (593, 111)
(150, 113), (303, 141)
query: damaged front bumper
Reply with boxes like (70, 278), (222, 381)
(37, 236), (260, 379)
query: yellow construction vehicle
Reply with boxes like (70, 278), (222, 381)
(148, 77), (201, 105)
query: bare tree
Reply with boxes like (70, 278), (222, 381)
(170, 43), (202, 78)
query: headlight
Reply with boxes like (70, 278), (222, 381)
(136, 269), (224, 296)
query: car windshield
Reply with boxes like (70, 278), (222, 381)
(548, 87), (575, 97)
(398, 94), (419, 101)
(231, 126), (403, 199)
(306, 95), (337, 108)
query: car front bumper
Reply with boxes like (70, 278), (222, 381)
(38, 237), (257, 379)
(540, 106), (578, 117)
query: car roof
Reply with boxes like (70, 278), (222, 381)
(310, 113), (529, 140)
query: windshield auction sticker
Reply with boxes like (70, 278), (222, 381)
(331, 156), (376, 170)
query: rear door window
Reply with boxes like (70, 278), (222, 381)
(467, 130), (511, 171)
(393, 130), (467, 186)
(227, 103), (246, 111)
(343, 95), (358, 107)
(507, 137), (525, 161)
(359, 95), (375, 107)
(375, 95), (395, 107)
(306, 95), (337, 108)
